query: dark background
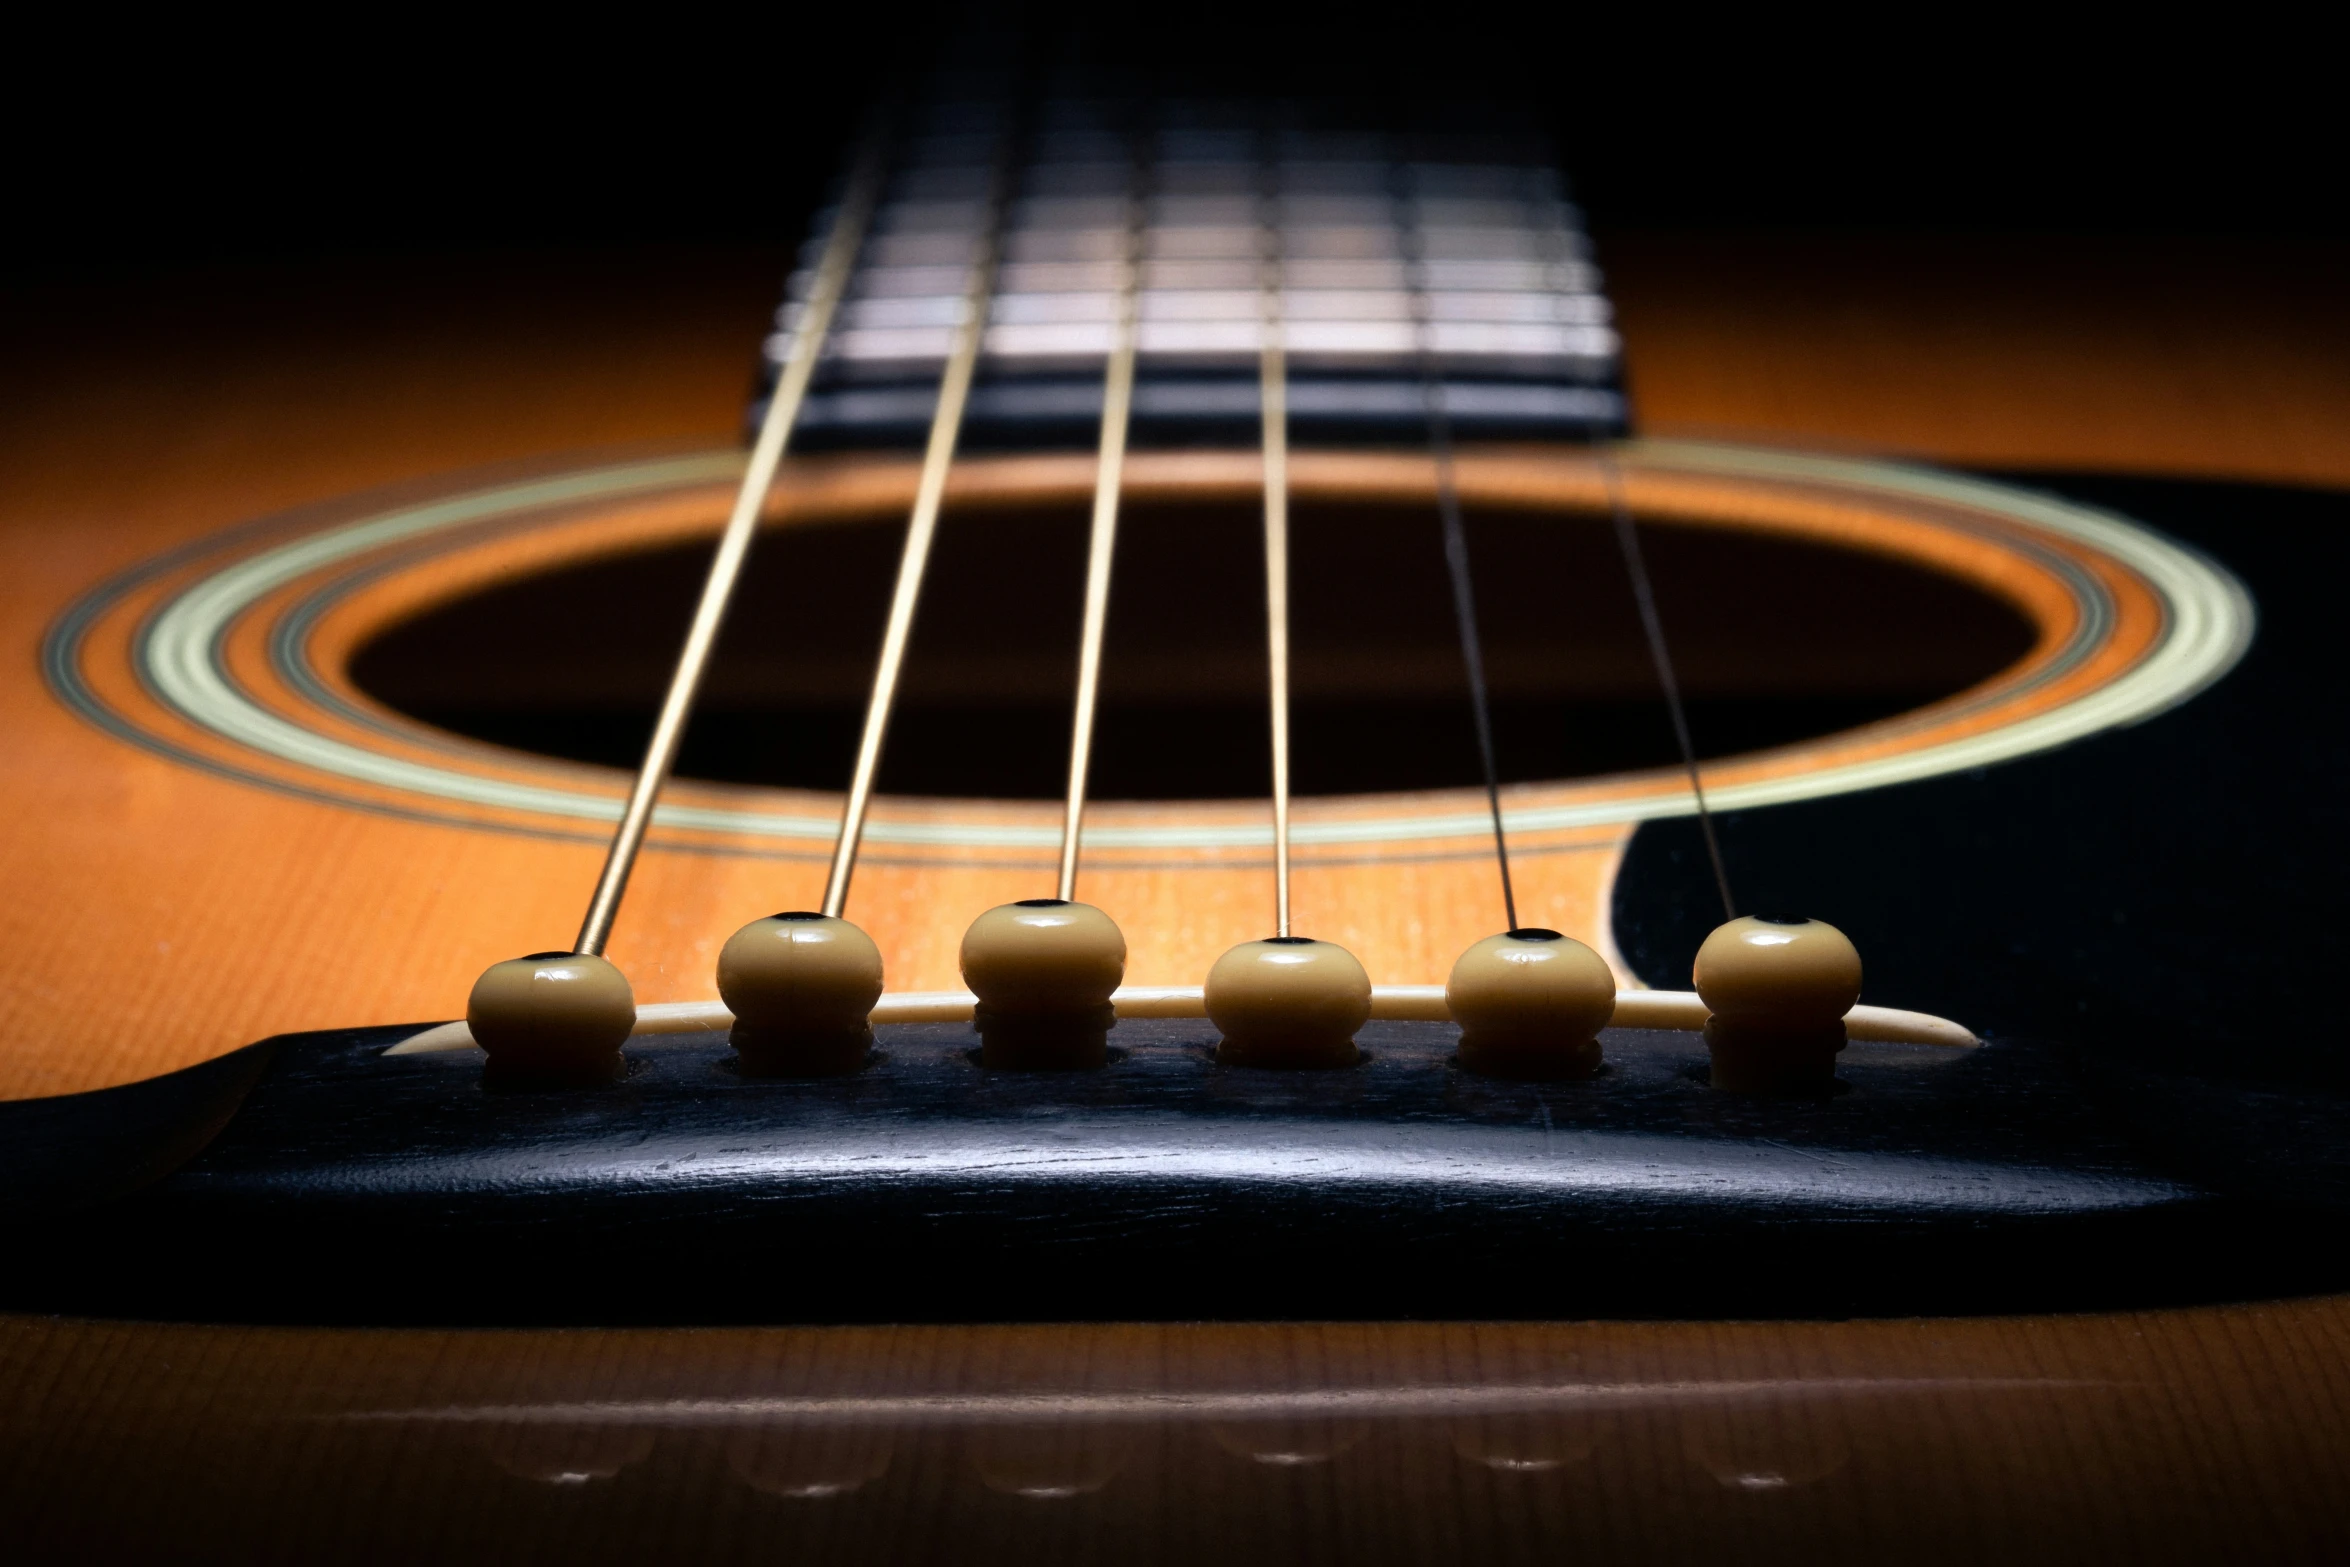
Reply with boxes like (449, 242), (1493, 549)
(1612, 473), (2350, 1087)
(4, 3), (2336, 283)
(9, 4), (2342, 1065)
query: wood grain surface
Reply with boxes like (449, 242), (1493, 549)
(6, 235), (2349, 1561)
(8, 1303), (2350, 1563)
(7, 236), (2342, 1102)
(1606, 232), (2350, 489)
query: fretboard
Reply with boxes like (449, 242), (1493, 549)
(756, 102), (1626, 450)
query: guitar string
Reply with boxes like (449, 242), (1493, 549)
(819, 126), (1013, 918)
(571, 138), (886, 957)
(1403, 159), (1520, 934)
(1053, 123), (1145, 902)
(1602, 453), (1737, 922)
(1258, 134), (1296, 938)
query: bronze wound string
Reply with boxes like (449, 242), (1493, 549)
(1602, 453), (1737, 922)
(820, 128), (1014, 918)
(1054, 126), (1145, 903)
(572, 140), (886, 957)
(1258, 135), (1296, 938)
(1405, 161), (1521, 934)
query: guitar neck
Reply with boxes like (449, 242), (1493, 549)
(760, 102), (1627, 453)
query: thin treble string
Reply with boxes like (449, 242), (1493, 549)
(1054, 122), (1145, 902)
(1601, 453), (1737, 922)
(572, 137), (887, 957)
(820, 131), (1013, 918)
(1402, 162), (1518, 933)
(1258, 135), (1295, 938)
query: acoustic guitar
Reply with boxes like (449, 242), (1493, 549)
(6, 66), (2350, 1566)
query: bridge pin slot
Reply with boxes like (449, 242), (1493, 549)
(1206, 936), (1373, 1069)
(960, 899), (1125, 1070)
(1447, 928), (1616, 1079)
(1694, 914), (1863, 1093)
(716, 911), (884, 1076)
(466, 951), (636, 1088)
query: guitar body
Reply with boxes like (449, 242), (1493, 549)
(6, 232), (2350, 1560)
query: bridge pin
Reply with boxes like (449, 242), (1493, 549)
(716, 912), (884, 1076)
(1446, 928), (1616, 1079)
(960, 899), (1126, 1069)
(1693, 914), (1863, 1092)
(1206, 937), (1373, 1069)
(466, 951), (635, 1088)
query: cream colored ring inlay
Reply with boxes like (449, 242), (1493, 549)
(91, 440), (2251, 852)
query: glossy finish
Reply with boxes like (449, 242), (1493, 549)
(1693, 916), (1862, 1030)
(9, 1309), (2350, 1564)
(5, 239), (2326, 1103)
(1205, 939), (1372, 1068)
(1446, 929), (1614, 1078)
(958, 899), (1126, 1014)
(14, 439), (2228, 1096)
(8, 1016), (2340, 1324)
(716, 911), (884, 1074)
(962, 899), (1127, 1069)
(7, 236), (2350, 1557)
(465, 950), (636, 1085)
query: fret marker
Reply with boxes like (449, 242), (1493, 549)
(716, 912), (885, 1076)
(467, 951), (635, 1088)
(1207, 936), (1373, 1069)
(960, 899), (1126, 1070)
(1447, 928), (1617, 1079)
(1693, 915), (1864, 1093)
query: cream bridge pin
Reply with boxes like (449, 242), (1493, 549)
(11, 94), (2289, 1326)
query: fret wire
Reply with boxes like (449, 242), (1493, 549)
(1054, 141), (1145, 903)
(572, 142), (885, 958)
(1403, 164), (1519, 934)
(820, 145), (1011, 919)
(1259, 149), (1294, 939)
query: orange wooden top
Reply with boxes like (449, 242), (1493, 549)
(7, 236), (2350, 1562)
(2, 236), (2342, 1100)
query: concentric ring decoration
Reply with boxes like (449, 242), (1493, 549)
(45, 439), (2254, 868)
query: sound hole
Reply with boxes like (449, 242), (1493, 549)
(349, 500), (2034, 800)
